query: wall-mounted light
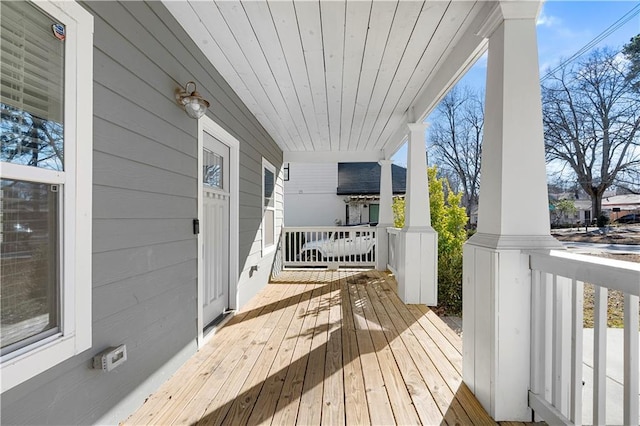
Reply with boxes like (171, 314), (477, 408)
(176, 81), (210, 119)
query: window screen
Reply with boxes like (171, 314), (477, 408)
(1, 179), (59, 354)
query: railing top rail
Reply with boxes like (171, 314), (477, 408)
(528, 249), (640, 296)
(282, 225), (374, 232)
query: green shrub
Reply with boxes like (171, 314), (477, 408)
(391, 166), (468, 315)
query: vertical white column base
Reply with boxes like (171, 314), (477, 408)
(376, 224), (392, 271)
(463, 233), (561, 421)
(397, 226), (437, 305)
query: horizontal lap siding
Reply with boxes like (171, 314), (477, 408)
(0, 1), (282, 425)
(283, 163), (342, 226)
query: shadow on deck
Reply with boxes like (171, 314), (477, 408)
(123, 270), (534, 425)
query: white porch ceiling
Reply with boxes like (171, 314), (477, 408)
(165, 1), (495, 160)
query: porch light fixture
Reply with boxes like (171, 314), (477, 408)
(176, 81), (210, 119)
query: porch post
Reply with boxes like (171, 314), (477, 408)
(462, 1), (560, 421)
(376, 159), (394, 271)
(397, 123), (437, 304)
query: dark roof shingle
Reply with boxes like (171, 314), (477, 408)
(336, 162), (406, 195)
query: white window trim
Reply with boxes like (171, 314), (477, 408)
(0, 0), (93, 392)
(261, 158), (277, 256)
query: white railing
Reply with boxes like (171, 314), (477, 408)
(529, 250), (640, 425)
(281, 226), (376, 269)
(387, 227), (400, 274)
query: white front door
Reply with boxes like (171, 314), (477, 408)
(202, 132), (230, 326)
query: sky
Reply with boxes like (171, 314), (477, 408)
(392, 1), (640, 167)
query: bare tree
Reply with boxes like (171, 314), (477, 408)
(428, 85), (483, 220)
(542, 48), (640, 220)
(1, 103), (64, 170)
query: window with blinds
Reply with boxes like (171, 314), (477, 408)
(0, 0), (93, 392)
(0, 1), (63, 357)
(1, 1), (65, 171)
(262, 159), (276, 253)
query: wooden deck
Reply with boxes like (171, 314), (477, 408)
(123, 270), (497, 425)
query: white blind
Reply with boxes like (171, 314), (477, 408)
(0, 1), (64, 123)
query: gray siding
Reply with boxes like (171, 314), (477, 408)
(0, 1), (282, 425)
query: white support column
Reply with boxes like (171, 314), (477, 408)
(404, 123), (431, 227)
(462, 1), (561, 421)
(397, 123), (437, 305)
(376, 159), (394, 271)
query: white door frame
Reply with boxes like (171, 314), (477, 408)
(197, 116), (239, 347)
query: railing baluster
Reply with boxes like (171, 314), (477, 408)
(531, 269), (545, 397)
(624, 293), (639, 425)
(528, 250), (639, 425)
(281, 226), (386, 268)
(544, 272), (553, 403)
(594, 285), (607, 425)
(571, 279), (583, 425)
(282, 229), (286, 262)
(554, 276), (572, 416)
(553, 274), (563, 409)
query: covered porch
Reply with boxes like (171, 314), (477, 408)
(162, 0), (639, 423)
(124, 270), (504, 425)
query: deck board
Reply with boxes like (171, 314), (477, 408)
(123, 270), (530, 425)
(339, 274), (370, 425)
(245, 283), (315, 425)
(321, 274), (346, 425)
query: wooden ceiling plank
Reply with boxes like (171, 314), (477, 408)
(365, 1), (473, 151)
(320, 1), (346, 152)
(215, 1), (312, 152)
(380, 2), (490, 157)
(373, 2), (479, 153)
(339, 1), (371, 151)
(349, 1), (397, 153)
(354, 1), (424, 151)
(295, 2), (331, 151)
(168, 0), (490, 157)
(190, 2), (297, 151)
(238, 0), (317, 152)
(168, 1), (294, 152)
(267, 0), (324, 151)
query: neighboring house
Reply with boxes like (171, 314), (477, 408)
(282, 162), (343, 227)
(548, 192), (593, 225)
(284, 162), (406, 226)
(548, 190), (640, 225)
(603, 194), (640, 221)
(338, 162), (407, 225)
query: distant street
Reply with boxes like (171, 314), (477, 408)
(554, 225), (640, 255)
(562, 241), (640, 255)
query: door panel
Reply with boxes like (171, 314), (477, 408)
(202, 133), (230, 326)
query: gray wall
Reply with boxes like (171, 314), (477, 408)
(0, 2), (282, 424)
